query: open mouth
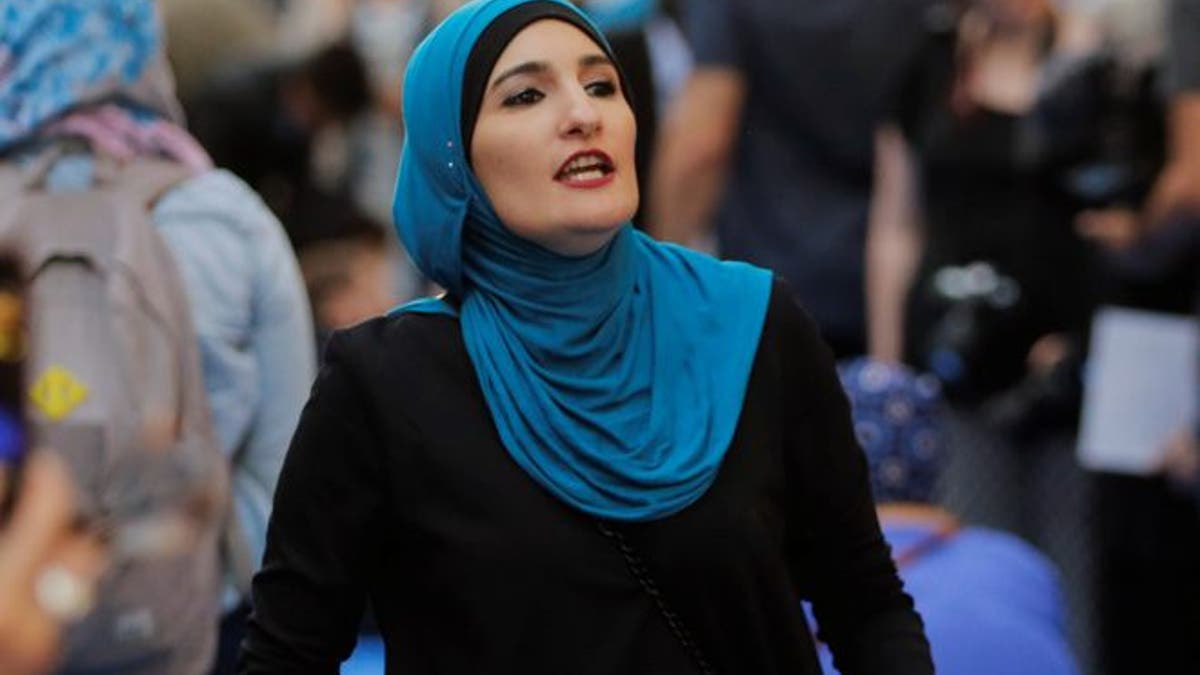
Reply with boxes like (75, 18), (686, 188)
(554, 150), (615, 184)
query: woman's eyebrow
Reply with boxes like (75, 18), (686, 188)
(490, 53), (614, 90)
(579, 54), (612, 69)
(490, 61), (548, 90)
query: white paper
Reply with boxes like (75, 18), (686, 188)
(1077, 307), (1198, 475)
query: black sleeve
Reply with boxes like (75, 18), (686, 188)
(238, 331), (391, 674)
(890, 4), (958, 143)
(773, 280), (933, 675)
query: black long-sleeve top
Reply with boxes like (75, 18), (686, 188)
(239, 279), (932, 674)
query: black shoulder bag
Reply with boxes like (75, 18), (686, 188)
(595, 521), (718, 675)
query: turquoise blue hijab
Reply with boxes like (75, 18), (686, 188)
(392, 0), (772, 521)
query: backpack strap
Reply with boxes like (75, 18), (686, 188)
(0, 165), (25, 220)
(0, 145), (191, 205)
(95, 155), (197, 209)
(0, 144), (68, 201)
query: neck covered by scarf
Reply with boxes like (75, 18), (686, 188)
(392, 0), (772, 521)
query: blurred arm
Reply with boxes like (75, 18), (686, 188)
(239, 186), (317, 584)
(648, 0), (746, 246)
(647, 67), (745, 245)
(1146, 95), (1200, 224)
(1146, 0), (1200, 223)
(865, 125), (923, 362)
(0, 453), (103, 675)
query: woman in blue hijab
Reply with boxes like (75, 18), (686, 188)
(242, 1), (931, 672)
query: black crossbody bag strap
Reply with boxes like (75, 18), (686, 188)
(595, 521), (718, 675)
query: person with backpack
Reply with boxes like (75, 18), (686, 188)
(0, 1), (317, 673)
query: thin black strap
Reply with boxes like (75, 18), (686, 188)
(596, 521), (717, 675)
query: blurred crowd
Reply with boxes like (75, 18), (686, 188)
(1, 0), (1198, 673)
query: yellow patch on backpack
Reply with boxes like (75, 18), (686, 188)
(30, 366), (89, 422)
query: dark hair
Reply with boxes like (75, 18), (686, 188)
(293, 192), (390, 316)
(302, 41), (372, 121)
(289, 189), (387, 253)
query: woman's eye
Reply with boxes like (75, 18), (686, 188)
(502, 88), (544, 107)
(586, 80), (617, 97)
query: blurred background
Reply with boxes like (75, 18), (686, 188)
(2, 0), (1196, 673)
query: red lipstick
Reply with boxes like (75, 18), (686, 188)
(554, 150), (615, 188)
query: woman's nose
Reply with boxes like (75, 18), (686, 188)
(559, 87), (602, 138)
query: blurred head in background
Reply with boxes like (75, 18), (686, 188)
(294, 194), (395, 342)
(279, 41), (373, 132)
(837, 358), (947, 506)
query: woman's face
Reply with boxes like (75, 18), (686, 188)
(470, 19), (638, 257)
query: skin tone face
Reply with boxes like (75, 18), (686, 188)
(470, 19), (639, 257)
(321, 248), (396, 330)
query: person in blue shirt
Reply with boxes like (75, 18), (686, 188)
(815, 357), (1081, 675)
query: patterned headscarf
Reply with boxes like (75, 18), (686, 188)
(0, 0), (210, 169)
(838, 357), (946, 505)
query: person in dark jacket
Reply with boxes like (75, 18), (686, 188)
(239, 1), (932, 673)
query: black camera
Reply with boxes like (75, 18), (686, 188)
(919, 261), (1026, 402)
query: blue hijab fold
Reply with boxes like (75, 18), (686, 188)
(392, 0), (772, 521)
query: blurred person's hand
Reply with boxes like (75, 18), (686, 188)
(1076, 163), (1200, 251)
(1026, 332), (1071, 375)
(1144, 159), (1200, 226)
(0, 452), (103, 675)
(1160, 426), (1200, 489)
(1075, 207), (1143, 251)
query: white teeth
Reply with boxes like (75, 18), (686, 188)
(564, 168), (606, 182)
(562, 154), (608, 174)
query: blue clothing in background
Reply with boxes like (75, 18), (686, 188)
(682, 0), (937, 350)
(836, 358), (945, 504)
(812, 523), (1080, 675)
(44, 153), (316, 608)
